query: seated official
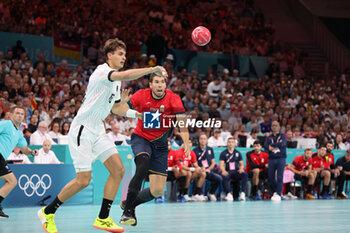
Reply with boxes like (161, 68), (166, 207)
(335, 149), (350, 199)
(34, 140), (62, 164)
(288, 148), (317, 199)
(312, 145), (332, 199)
(177, 141), (207, 202)
(219, 137), (248, 201)
(7, 146), (32, 164)
(193, 134), (222, 202)
(167, 140), (191, 202)
(107, 124), (128, 145)
(245, 140), (268, 200)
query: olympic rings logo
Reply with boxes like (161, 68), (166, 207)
(18, 174), (52, 197)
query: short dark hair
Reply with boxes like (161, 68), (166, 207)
(253, 140), (262, 146)
(149, 73), (167, 83)
(104, 38), (126, 56)
(10, 105), (26, 113)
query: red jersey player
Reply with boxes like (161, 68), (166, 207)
(176, 140), (206, 202)
(120, 74), (191, 226)
(312, 145), (332, 199)
(288, 148), (316, 199)
(167, 140), (192, 202)
(245, 140), (268, 200)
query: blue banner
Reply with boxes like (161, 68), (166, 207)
(0, 164), (92, 207)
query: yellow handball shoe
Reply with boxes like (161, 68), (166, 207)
(37, 207), (58, 233)
(93, 216), (125, 233)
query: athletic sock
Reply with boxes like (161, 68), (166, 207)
(307, 185), (313, 194)
(45, 196), (63, 215)
(183, 188), (188, 195)
(98, 198), (113, 219)
(285, 183), (291, 193)
(132, 188), (155, 208)
(252, 185), (258, 196)
(195, 187), (202, 195)
(323, 185), (329, 194)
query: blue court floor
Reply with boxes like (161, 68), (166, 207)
(1, 200), (350, 233)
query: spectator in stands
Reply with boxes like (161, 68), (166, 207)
(335, 149), (350, 199)
(220, 120), (232, 143)
(60, 121), (70, 136)
(335, 134), (347, 150)
(260, 114), (271, 136)
(208, 129), (225, 147)
(27, 113), (39, 133)
(193, 134), (222, 202)
(246, 140), (268, 200)
(177, 140), (206, 202)
(288, 148), (317, 199)
(30, 121), (56, 145)
(207, 78), (221, 99)
(7, 146), (32, 164)
(246, 129), (259, 148)
(220, 137), (248, 201)
(312, 145), (333, 199)
(286, 130), (297, 148)
(264, 121), (287, 201)
(48, 121), (62, 144)
(167, 140), (191, 202)
(34, 139), (62, 164)
(107, 124), (128, 146)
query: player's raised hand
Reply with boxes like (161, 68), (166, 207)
(153, 66), (168, 78)
(120, 89), (131, 104)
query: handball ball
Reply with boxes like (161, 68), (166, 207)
(191, 26), (211, 46)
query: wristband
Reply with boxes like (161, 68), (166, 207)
(126, 109), (137, 118)
(168, 167), (173, 171)
(190, 167), (195, 172)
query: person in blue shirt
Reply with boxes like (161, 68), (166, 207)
(219, 137), (248, 201)
(193, 134), (222, 202)
(264, 121), (287, 202)
(0, 106), (38, 218)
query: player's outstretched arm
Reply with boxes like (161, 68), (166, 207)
(110, 66), (168, 81)
(111, 89), (142, 120)
(176, 113), (191, 155)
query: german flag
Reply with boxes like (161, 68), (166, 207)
(53, 36), (81, 60)
(31, 97), (37, 110)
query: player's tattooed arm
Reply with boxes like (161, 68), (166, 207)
(110, 66), (168, 81)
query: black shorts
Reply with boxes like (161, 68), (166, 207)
(248, 169), (268, 180)
(0, 153), (12, 177)
(131, 133), (168, 176)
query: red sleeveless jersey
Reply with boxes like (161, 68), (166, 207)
(130, 89), (185, 141)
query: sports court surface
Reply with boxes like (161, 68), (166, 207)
(1, 200), (350, 233)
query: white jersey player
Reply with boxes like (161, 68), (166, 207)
(38, 38), (168, 233)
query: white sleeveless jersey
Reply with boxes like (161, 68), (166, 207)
(72, 63), (121, 134)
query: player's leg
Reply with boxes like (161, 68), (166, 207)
(320, 170), (331, 199)
(275, 158), (285, 196)
(251, 168), (260, 198)
(0, 172), (17, 218)
(38, 124), (94, 233)
(93, 150), (125, 233)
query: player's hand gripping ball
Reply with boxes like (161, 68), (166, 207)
(191, 26), (211, 46)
